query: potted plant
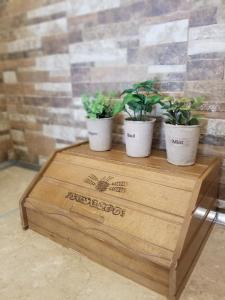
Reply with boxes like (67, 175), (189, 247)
(82, 92), (118, 151)
(113, 80), (162, 157)
(160, 96), (203, 166)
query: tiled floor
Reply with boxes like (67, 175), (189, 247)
(0, 166), (225, 300)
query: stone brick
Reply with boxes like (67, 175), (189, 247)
(187, 59), (224, 80)
(43, 124), (76, 142)
(69, 40), (127, 65)
(68, 30), (83, 44)
(140, 19), (189, 47)
(217, 4), (225, 24)
(7, 37), (42, 53)
(15, 18), (67, 39)
(82, 21), (139, 42)
(71, 66), (91, 82)
(42, 34), (69, 54)
(118, 39), (139, 48)
(189, 52), (225, 60)
(0, 58), (35, 71)
(17, 71), (49, 83)
(160, 81), (185, 92)
(188, 24), (225, 55)
(68, 0), (120, 16)
(189, 23), (225, 40)
(200, 102), (225, 112)
(203, 119), (225, 137)
(0, 50), (42, 61)
(0, 137), (12, 162)
(192, 0), (221, 10)
(3, 71), (18, 84)
(34, 54), (70, 71)
(89, 66), (148, 83)
(10, 120), (42, 131)
(68, 13), (99, 31)
(72, 82), (133, 96)
(128, 42), (187, 64)
(0, 116), (10, 132)
(148, 65), (186, 81)
(22, 96), (72, 107)
(97, 6), (129, 24)
(200, 134), (225, 146)
(185, 81), (225, 103)
(98, 1), (145, 24)
(145, 0), (190, 17)
(14, 146), (38, 164)
(27, 1), (69, 20)
(198, 143), (225, 159)
(49, 70), (71, 83)
(25, 131), (56, 156)
(219, 183), (225, 200)
(26, 12), (67, 26)
(11, 129), (25, 143)
(35, 82), (72, 94)
(190, 7), (217, 27)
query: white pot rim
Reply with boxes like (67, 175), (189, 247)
(164, 122), (200, 128)
(87, 117), (113, 121)
(125, 118), (156, 124)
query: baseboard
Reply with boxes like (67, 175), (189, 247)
(0, 160), (40, 171)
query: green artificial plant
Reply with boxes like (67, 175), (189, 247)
(113, 80), (162, 121)
(160, 96), (203, 125)
(82, 92), (118, 119)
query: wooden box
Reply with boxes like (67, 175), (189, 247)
(20, 142), (220, 299)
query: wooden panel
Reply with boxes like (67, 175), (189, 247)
(66, 143), (212, 177)
(176, 209), (216, 292)
(44, 159), (192, 217)
(58, 152), (197, 191)
(27, 209), (169, 297)
(181, 182), (218, 253)
(171, 158), (220, 263)
(31, 177), (184, 225)
(25, 197), (173, 267)
(195, 160), (221, 207)
(19, 141), (87, 229)
(28, 178), (182, 252)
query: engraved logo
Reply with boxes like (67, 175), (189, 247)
(84, 174), (127, 193)
(65, 192), (126, 217)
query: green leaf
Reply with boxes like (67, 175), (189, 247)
(112, 101), (124, 116)
(148, 95), (161, 105)
(120, 88), (135, 95)
(189, 117), (199, 125)
(82, 92), (121, 118)
(123, 94), (141, 105)
(145, 102), (153, 113)
(160, 95), (204, 125)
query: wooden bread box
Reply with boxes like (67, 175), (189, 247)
(20, 142), (221, 300)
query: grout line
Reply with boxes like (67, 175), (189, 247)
(15, 161), (40, 171)
(0, 160), (16, 170)
(0, 208), (19, 219)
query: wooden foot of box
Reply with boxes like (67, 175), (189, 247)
(20, 142), (220, 299)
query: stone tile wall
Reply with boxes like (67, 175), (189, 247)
(0, 0), (224, 199)
(0, 94), (12, 161)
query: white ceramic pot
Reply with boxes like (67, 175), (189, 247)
(164, 123), (200, 166)
(124, 119), (156, 157)
(87, 118), (113, 151)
